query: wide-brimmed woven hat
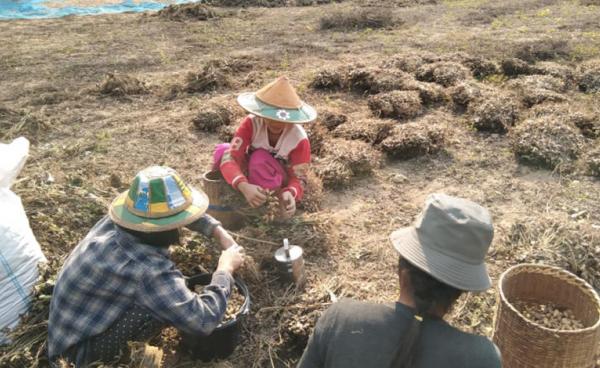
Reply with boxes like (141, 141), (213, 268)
(237, 76), (317, 124)
(390, 193), (494, 291)
(109, 166), (209, 232)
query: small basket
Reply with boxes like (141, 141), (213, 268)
(492, 264), (600, 368)
(202, 170), (245, 230)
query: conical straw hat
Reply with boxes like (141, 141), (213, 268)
(237, 76), (317, 124)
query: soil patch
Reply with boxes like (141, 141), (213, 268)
(0, 107), (50, 143)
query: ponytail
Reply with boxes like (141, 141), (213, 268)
(389, 258), (463, 368)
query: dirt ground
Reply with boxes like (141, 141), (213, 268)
(1, 0), (599, 367)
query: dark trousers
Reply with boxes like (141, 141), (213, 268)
(61, 304), (164, 367)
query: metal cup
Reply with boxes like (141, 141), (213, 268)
(274, 239), (306, 289)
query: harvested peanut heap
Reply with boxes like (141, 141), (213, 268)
(514, 300), (584, 330)
(195, 285), (245, 324)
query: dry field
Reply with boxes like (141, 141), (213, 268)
(1, 0), (599, 367)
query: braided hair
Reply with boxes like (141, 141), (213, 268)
(389, 257), (463, 368)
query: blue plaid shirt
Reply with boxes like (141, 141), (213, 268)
(47, 215), (233, 359)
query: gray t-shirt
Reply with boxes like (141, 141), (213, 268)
(298, 299), (501, 368)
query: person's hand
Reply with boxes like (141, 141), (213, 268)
(238, 182), (267, 208)
(280, 191), (296, 219)
(213, 226), (238, 250)
(217, 245), (245, 275)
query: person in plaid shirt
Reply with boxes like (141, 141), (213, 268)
(48, 166), (245, 367)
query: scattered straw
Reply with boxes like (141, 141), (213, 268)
(97, 73), (148, 96)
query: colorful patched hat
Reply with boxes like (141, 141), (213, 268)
(237, 76), (317, 124)
(109, 166), (209, 232)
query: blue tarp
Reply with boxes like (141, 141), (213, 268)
(0, 0), (201, 20)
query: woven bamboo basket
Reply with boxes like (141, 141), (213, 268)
(492, 264), (600, 368)
(202, 170), (245, 230)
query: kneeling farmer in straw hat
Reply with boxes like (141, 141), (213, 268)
(213, 76), (317, 219)
(48, 166), (245, 367)
(299, 194), (502, 368)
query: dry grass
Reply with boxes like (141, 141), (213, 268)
(469, 94), (521, 133)
(319, 7), (397, 30)
(157, 3), (219, 21)
(513, 37), (572, 63)
(321, 138), (383, 176)
(415, 61), (471, 87)
(578, 59), (600, 93)
(368, 90), (422, 120)
(0, 107), (50, 143)
(527, 102), (600, 139)
(309, 69), (345, 91)
(1, 1), (600, 367)
(319, 111), (348, 131)
(192, 105), (232, 132)
(380, 120), (445, 159)
(459, 0), (559, 25)
(511, 117), (585, 171)
(97, 73), (148, 96)
(581, 146), (600, 177)
(332, 118), (395, 144)
(506, 75), (568, 107)
(185, 65), (232, 94)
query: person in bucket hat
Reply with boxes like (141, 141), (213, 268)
(299, 194), (502, 368)
(48, 166), (245, 367)
(213, 76), (317, 219)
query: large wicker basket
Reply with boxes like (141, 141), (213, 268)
(493, 264), (600, 368)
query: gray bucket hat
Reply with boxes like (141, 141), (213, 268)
(390, 193), (494, 291)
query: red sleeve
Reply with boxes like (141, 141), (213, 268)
(220, 116), (253, 190)
(283, 138), (311, 201)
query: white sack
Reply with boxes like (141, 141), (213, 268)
(0, 137), (46, 344)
